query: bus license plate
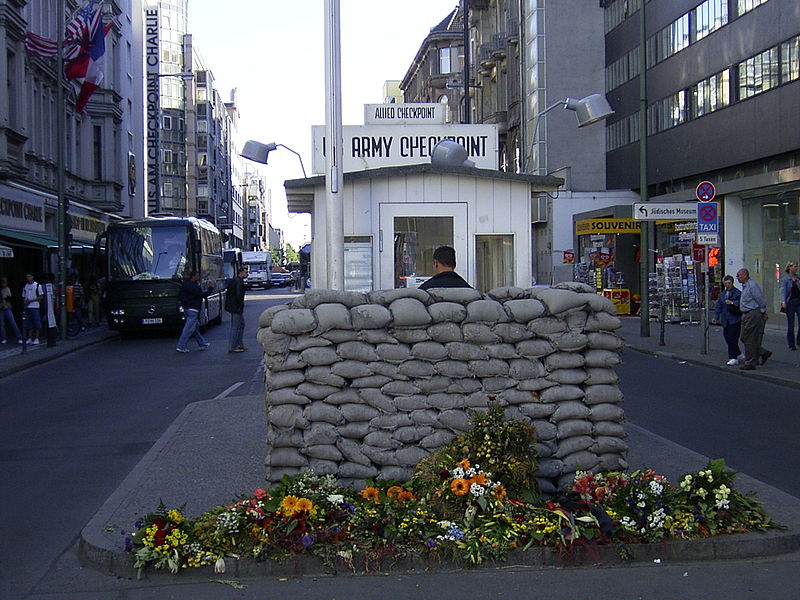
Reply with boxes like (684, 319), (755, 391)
(142, 318), (163, 325)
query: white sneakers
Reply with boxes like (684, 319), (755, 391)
(726, 358), (738, 366)
(31, 339), (40, 345)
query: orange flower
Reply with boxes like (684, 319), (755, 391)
(280, 495), (299, 514)
(493, 484), (507, 500)
(386, 485), (404, 499)
(457, 459), (471, 471)
(469, 473), (489, 487)
(398, 489), (415, 501)
(360, 486), (380, 504)
(450, 478), (470, 496)
(295, 498), (313, 513)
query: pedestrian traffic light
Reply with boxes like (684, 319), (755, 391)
(708, 247), (720, 268)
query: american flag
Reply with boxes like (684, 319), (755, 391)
(24, 31), (58, 58)
(64, 1), (102, 61)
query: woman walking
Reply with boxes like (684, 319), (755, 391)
(712, 274), (743, 366)
(780, 261), (800, 350)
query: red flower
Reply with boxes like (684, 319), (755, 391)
(545, 501), (556, 510)
(439, 470), (451, 480)
(153, 518), (166, 528)
(254, 488), (269, 500)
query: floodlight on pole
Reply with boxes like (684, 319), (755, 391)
(241, 140), (308, 178)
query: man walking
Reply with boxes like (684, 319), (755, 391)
(418, 246), (471, 290)
(736, 268), (771, 370)
(176, 270), (212, 353)
(226, 266), (248, 353)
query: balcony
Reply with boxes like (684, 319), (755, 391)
(491, 33), (507, 59)
(506, 18), (519, 44)
(478, 43), (496, 68)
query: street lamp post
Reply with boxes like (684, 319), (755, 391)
(638, 3), (651, 337)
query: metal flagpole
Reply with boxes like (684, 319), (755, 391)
(57, 0), (68, 340)
(324, 0), (344, 290)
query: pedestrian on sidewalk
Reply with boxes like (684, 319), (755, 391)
(780, 261), (800, 350)
(21, 272), (43, 345)
(0, 277), (23, 344)
(225, 266), (248, 353)
(736, 268), (771, 370)
(175, 270), (213, 353)
(712, 274), (743, 366)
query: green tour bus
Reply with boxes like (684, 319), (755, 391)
(99, 217), (225, 332)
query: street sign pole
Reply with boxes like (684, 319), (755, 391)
(701, 261), (710, 355)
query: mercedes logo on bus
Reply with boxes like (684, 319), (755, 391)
(147, 305), (157, 315)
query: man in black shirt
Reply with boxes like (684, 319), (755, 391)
(225, 266), (248, 352)
(418, 246), (471, 290)
(176, 270), (213, 352)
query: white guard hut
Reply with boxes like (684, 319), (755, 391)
(285, 164), (562, 292)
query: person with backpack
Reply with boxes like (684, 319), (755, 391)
(21, 272), (44, 345)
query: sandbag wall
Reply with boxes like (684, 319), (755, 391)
(257, 284), (628, 495)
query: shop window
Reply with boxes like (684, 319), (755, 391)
(476, 235), (514, 293)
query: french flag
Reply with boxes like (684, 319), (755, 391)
(65, 20), (110, 114)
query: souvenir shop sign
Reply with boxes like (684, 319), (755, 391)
(575, 218), (641, 235)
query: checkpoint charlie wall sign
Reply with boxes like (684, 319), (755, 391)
(312, 124), (499, 173)
(364, 103), (445, 125)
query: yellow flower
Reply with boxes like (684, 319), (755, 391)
(450, 478), (470, 496)
(167, 509), (185, 524)
(457, 459), (471, 471)
(280, 495), (299, 514)
(295, 498), (313, 513)
(493, 484), (507, 500)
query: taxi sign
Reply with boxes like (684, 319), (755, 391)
(697, 201), (719, 234)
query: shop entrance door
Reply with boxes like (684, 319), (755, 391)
(378, 203), (468, 289)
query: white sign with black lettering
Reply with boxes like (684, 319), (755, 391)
(364, 103), (444, 125)
(311, 124), (499, 173)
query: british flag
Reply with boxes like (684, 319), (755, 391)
(63, 1), (102, 61)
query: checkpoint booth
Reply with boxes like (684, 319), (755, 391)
(284, 164), (562, 293)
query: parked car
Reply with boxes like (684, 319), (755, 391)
(270, 272), (290, 287)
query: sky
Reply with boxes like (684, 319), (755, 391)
(188, 0), (459, 249)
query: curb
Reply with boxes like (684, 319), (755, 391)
(0, 330), (118, 379)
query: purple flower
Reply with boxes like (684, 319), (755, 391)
(301, 534), (314, 547)
(426, 538), (437, 548)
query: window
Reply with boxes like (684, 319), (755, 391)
(198, 152), (208, 166)
(162, 149), (173, 164)
(163, 182), (173, 197)
(93, 125), (102, 180)
(691, 69), (730, 118)
(476, 235), (514, 293)
(163, 115), (172, 129)
(197, 120), (208, 133)
(781, 35), (799, 83)
(736, 0), (769, 18)
(693, 0), (728, 42)
(439, 47), (452, 74)
(648, 13), (689, 67)
(647, 91), (686, 134)
(738, 47), (779, 100)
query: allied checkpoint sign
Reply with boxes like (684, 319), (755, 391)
(311, 123), (500, 174)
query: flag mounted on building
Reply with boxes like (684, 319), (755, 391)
(24, 31), (58, 58)
(65, 20), (111, 114)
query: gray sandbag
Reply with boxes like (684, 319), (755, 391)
(324, 388), (361, 405)
(410, 409), (440, 426)
(331, 360), (373, 379)
(271, 309), (317, 335)
(420, 429), (456, 449)
(299, 346), (340, 367)
(394, 425), (434, 444)
(364, 430), (403, 449)
(469, 359), (511, 378)
(517, 379), (557, 392)
(350, 304), (393, 329)
(447, 378), (483, 394)
(268, 369), (306, 390)
(368, 287), (430, 305)
(425, 393), (465, 410)
(289, 336), (332, 352)
(550, 400), (591, 422)
(339, 402), (381, 423)
(306, 366), (347, 387)
(303, 422), (340, 445)
(338, 341), (380, 362)
(265, 352), (306, 372)
(492, 322), (530, 343)
(588, 403), (626, 422)
(269, 447), (308, 468)
(552, 282), (596, 294)
(303, 401), (344, 425)
(536, 458), (564, 478)
(597, 453), (629, 472)
(303, 289), (368, 308)
(258, 329), (292, 355)
(313, 303), (352, 333)
(367, 361), (404, 379)
(321, 329), (360, 344)
(338, 462), (380, 479)
(546, 368), (588, 385)
(351, 375), (393, 389)
(464, 392), (492, 408)
(266, 466), (303, 483)
(537, 477), (558, 497)
(593, 421), (627, 437)
(585, 311), (622, 331)
(447, 341), (489, 361)
(564, 309), (588, 331)
(540, 385), (585, 403)
(426, 288), (481, 304)
(411, 341), (449, 361)
(302, 444), (344, 462)
(381, 381), (421, 397)
(359, 329), (398, 344)
(427, 322), (464, 343)
(504, 405), (526, 422)
(360, 445), (399, 466)
(389, 297), (432, 327)
(268, 405), (309, 429)
(428, 301), (468, 323)
(439, 409), (472, 432)
(500, 389), (541, 405)
(532, 419), (558, 442)
(379, 466), (413, 481)
(585, 368), (619, 385)
(590, 436), (629, 455)
(393, 328), (431, 344)
(464, 299), (509, 323)
(584, 349), (622, 368)
(561, 450), (599, 474)
(517, 402), (557, 419)
(268, 428), (303, 448)
(435, 360), (471, 378)
(587, 331), (624, 351)
(308, 459), (339, 476)
(259, 304), (289, 328)
(267, 388), (311, 406)
(527, 316), (568, 336)
(417, 376), (452, 394)
(487, 286), (527, 301)
(337, 421), (371, 439)
(584, 293), (617, 314)
(371, 412), (413, 429)
(482, 377), (517, 392)
(393, 395), (429, 411)
(556, 418), (594, 439)
(399, 360), (437, 378)
(515, 339), (554, 359)
(462, 323), (501, 344)
(486, 343), (518, 359)
(544, 352), (585, 371)
(297, 382), (341, 400)
(550, 331), (589, 352)
(337, 438), (372, 465)
(504, 298), (547, 323)
(376, 343), (412, 363)
(530, 288), (589, 315)
(395, 446), (429, 466)
(584, 384), (624, 405)
(508, 358), (547, 379)
(534, 440), (556, 458)
(358, 388), (397, 413)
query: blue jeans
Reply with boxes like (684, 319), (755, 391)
(177, 309), (208, 350)
(228, 312), (244, 350)
(0, 307), (22, 342)
(785, 299), (800, 349)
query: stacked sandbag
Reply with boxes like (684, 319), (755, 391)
(259, 284), (627, 492)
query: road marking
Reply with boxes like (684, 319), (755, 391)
(214, 381), (245, 399)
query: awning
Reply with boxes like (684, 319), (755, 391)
(0, 244), (13, 258)
(0, 228), (94, 252)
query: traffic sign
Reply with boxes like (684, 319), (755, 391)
(696, 181), (716, 201)
(633, 202), (698, 220)
(697, 201), (719, 234)
(697, 233), (719, 245)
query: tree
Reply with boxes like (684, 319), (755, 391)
(285, 243), (299, 264)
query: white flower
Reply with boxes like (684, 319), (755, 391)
(214, 557), (226, 573)
(452, 467), (465, 479)
(697, 488), (708, 499)
(649, 481), (664, 495)
(470, 483), (486, 496)
(327, 494), (344, 505)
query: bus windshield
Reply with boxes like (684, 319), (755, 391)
(108, 225), (190, 281)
